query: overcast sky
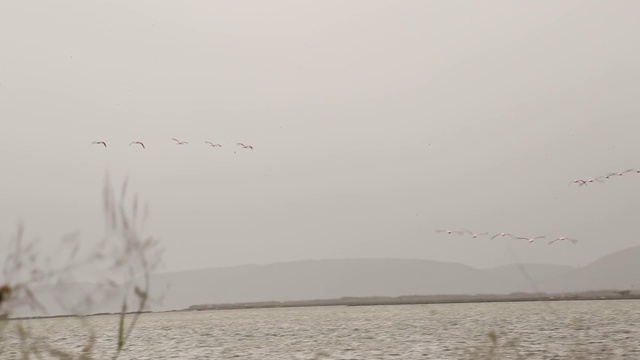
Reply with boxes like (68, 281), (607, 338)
(1, 0), (640, 273)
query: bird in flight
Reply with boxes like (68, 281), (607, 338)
(129, 141), (145, 149)
(585, 177), (605, 185)
(238, 143), (253, 150)
(172, 138), (188, 145)
(491, 232), (513, 240)
(205, 141), (222, 148)
(463, 229), (489, 238)
(605, 169), (635, 178)
(569, 179), (588, 187)
(516, 236), (546, 244)
(549, 236), (578, 245)
(92, 141), (107, 148)
(237, 142), (254, 150)
(435, 229), (464, 235)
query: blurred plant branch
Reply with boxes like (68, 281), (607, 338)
(0, 172), (163, 359)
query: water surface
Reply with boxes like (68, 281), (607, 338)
(2, 300), (639, 359)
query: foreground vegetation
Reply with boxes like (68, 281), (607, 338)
(0, 175), (162, 359)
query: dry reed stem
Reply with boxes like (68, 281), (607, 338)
(1, 173), (163, 359)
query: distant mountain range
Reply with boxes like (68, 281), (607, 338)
(150, 244), (640, 311)
(15, 245), (640, 316)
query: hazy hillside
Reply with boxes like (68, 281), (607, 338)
(484, 263), (576, 293)
(15, 245), (640, 316)
(542, 245), (640, 293)
(148, 258), (505, 311)
(150, 246), (640, 311)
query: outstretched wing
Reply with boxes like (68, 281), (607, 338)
(435, 229), (462, 234)
(569, 180), (585, 187)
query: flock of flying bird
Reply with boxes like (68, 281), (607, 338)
(91, 138), (254, 150)
(569, 168), (640, 187)
(92, 139), (629, 248)
(435, 166), (640, 246)
(435, 229), (578, 245)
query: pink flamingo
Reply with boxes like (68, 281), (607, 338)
(585, 177), (605, 184)
(463, 229), (489, 238)
(569, 179), (588, 187)
(491, 232), (513, 240)
(516, 236), (546, 244)
(549, 237), (578, 245)
(605, 169), (635, 178)
(435, 229), (464, 235)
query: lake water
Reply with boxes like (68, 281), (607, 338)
(2, 300), (639, 359)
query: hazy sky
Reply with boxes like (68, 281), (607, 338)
(1, 0), (640, 273)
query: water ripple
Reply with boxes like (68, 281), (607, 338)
(2, 300), (639, 359)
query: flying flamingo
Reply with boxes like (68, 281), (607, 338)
(435, 229), (464, 235)
(237, 143), (254, 150)
(549, 237), (578, 245)
(92, 141), (107, 148)
(491, 232), (513, 240)
(172, 138), (188, 145)
(605, 169), (635, 178)
(129, 141), (145, 149)
(585, 177), (605, 184)
(569, 179), (588, 187)
(463, 229), (489, 238)
(516, 236), (546, 244)
(205, 141), (222, 148)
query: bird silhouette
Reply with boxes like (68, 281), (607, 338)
(129, 141), (146, 149)
(237, 142), (254, 150)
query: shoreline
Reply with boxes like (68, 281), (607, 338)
(187, 290), (640, 311)
(7, 289), (640, 321)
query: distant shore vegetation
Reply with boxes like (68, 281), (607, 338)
(186, 289), (640, 312)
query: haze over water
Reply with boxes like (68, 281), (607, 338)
(2, 1), (640, 358)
